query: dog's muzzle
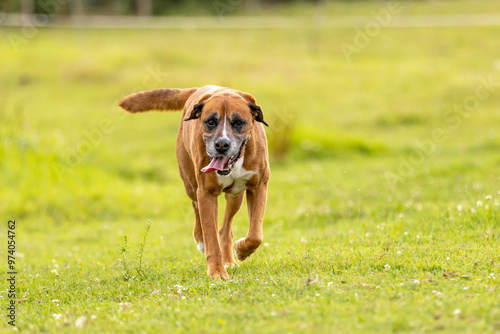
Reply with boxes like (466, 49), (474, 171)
(201, 140), (246, 175)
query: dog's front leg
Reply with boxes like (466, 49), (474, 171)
(234, 182), (268, 261)
(197, 189), (229, 279)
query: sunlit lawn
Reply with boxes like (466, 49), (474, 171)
(1, 1), (499, 332)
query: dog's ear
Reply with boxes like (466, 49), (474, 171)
(237, 92), (269, 127)
(183, 102), (204, 121)
(248, 102), (269, 127)
(184, 93), (212, 121)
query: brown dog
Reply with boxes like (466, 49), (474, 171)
(119, 85), (270, 279)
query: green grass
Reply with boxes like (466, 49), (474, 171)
(1, 1), (500, 333)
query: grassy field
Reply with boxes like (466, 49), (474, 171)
(1, 1), (500, 333)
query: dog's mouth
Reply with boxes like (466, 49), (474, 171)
(201, 140), (246, 175)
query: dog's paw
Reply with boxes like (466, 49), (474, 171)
(224, 262), (239, 269)
(207, 266), (229, 280)
(233, 237), (250, 262)
(196, 242), (205, 254)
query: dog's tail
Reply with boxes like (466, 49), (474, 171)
(118, 88), (198, 113)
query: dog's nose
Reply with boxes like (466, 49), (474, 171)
(215, 138), (231, 153)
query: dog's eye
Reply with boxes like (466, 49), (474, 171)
(233, 120), (244, 128)
(206, 119), (217, 127)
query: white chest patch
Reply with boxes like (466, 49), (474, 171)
(217, 157), (256, 195)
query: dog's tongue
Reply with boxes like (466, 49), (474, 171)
(201, 157), (230, 173)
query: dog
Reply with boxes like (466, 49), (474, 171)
(119, 85), (270, 279)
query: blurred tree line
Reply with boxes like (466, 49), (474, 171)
(2, 0), (329, 16)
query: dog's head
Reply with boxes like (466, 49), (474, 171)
(118, 86), (268, 175)
(184, 90), (268, 175)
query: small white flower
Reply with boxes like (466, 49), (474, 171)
(300, 238), (307, 243)
(476, 200), (483, 207)
(413, 280), (420, 285)
(74, 316), (86, 328)
(52, 313), (62, 320)
(471, 208), (476, 213)
(118, 302), (131, 309)
(398, 214), (404, 218)
(446, 257), (450, 260)
(485, 195), (492, 200)
(384, 264), (391, 270)
(432, 290), (443, 298)
(51, 269), (58, 276)
(457, 205), (462, 212)
(404, 231), (409, 236)
(463, 287), (469, 290)
(453, 309), (461, 315)
(397, 251), (402, 255)
(91, 315), (97, 320)
(51, 299), (59, 303)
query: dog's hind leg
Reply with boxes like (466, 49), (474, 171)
(192, 201), (205, 254)
(219, 192), (244, 267)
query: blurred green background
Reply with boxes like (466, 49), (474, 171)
(0, 0), (499, 333)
